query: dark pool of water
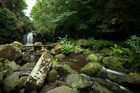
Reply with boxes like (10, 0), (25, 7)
(57, 54), (88, 72)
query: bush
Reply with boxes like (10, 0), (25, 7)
(61, 41), (74, 54)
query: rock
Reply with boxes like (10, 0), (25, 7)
(92, 82), (112, 93)
(3, 72), (20, 93)
(80, 62), (101, 76)
(35, 50), (44, 56)
(109, 59), (125, 72)
(78, 39), (85, 46)
(56, 80), (67, 87)
(47, 70), (60, 82)
(34, 42), (42, 46)
(26, 52), (53, 88)
(97, 55), (103, 62)
(94, 78), (123, 93)
(118, 73), (140, 91)
(0, 73), (3, 87)
(65, 74), (92, 90)
(54, 54), (65, 59)
(0, 44), (23, 62)
(99, 48), (112, 56)
(54, 65), (77, 76)
(10, 41), (24, 50)
(50, 43), (60, 48)
(18, 76), (28, 88)
(102, 57), (111, 67)
(52, 44), (62, 55)
(20, 62), (36, 71)
(47, 86), (78, 93)
(4, 62), (20, 72)
(41, 84), (51, 92)
(83, 48), (92, 54)
(86, 54), (97, 62)
(107, 73), (121, 82)
(73, 45), (84, 54)
(22, 52), (30, 61)
(96, 66), (107, 79)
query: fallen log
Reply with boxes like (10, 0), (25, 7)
(26, 52), (53, 88)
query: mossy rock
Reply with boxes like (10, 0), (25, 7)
(56, 80), (67, 87)
(47, 86), (78, 93)
(73, 45), (84, 54)
(100, 48), (112, 56)
(53, 44), (63, 55)
(18, 76), (28, 88)
(102, 57), (111, 67)
(10, 41), (24, 50)
(118, 73), (140, 90)
(47, 70), (60, 82)
(4, 62), (20, 72)
(96, 67), (107, 79)
(109, 59), (125, 72)
(41, 84), (51, 93)
(78, 39), (85, 46)
(55, 54), (65, 59)
(83, 48), (92, 54)
(3, 72), (20, 93)
(93, 82), (112, 93)
(87, 53), (97, 62)
(20, 62), (36, 71)
(0, 44), (23, 62)
(54, 65), (77, 76)
(80, 62), (101, 76)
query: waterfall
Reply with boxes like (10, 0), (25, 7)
(23, 32), (34, 45)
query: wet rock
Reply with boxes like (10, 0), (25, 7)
(73, 45), (84, 54)
(56, 80), (67, 87)
(47, 86), (78, 93)
(0, 44), (23, 62)
(26, 52), (53, 88)
(86, 54), (97, 62)
(95, 78), (123, 93)
(20, 62), (36, 71)
(55, 53), (65, 59)
(18, 76), (28, 88)
(80, 62), (101, 76)
(22, 52), (30, 61)
(3, 72), (20, 93)
(4, 62), (20, 72)
(102, 57), (111, 67)
(47, 70), (60, 82)
(54, 65), (77, 76)
(35, 50), (44, 56)
(65, 74), (92, 90)
(118, 73), (140, 91)
(10, 41), (24, 50)
(78, 39), (85, 46)
(107, 73), (120, 82)
(41, 84), (51, 92)
(96, 66), (107, 79)
(99, 48), (112, 56)
(92, 82), (112, 93)
(109, 59), (125, 72)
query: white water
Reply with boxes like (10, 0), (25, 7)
(106, 69), (126, 76)
(26, 32), (33, 45)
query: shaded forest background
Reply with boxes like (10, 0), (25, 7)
(0, 0), (140, 43)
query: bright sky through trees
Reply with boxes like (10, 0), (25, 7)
(24, 0), (36, 17)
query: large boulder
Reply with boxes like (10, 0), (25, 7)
(3, 72), (20, 93)
(34, 42), (42, 46)
(65, 74), (92, 90)
(99, 48), (112, 56)
(80, 62), (101, 76)
(118, 73), (140, 91)
(92, 82), (112, 93)
(102, 57), (111, 67)
(52, 44), (62, 55)
(47, 86), (78, 93)
(73, 45), (84, 54)
(54, 53), (65, 59)
(20, 62), (36, 72)
(47, 70), (60, 82)
(4, 62), (20, 72)
(95, 78), (123, 93)
(54, 65), (77, 76)
(0, 44), (23, 62)
(10, 41), (24, 50)
(96, 66), (107, 79)
(41, 84), (51, 92)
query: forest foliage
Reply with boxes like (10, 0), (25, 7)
(31, 0), (140, 41)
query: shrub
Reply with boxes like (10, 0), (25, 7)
(61, 41), (74, 54)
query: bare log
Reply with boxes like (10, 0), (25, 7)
(26, 52), (53, 88)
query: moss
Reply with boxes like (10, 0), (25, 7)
(87, 53), (97, 62)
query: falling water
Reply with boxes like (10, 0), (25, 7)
(26, 32), (33, 45)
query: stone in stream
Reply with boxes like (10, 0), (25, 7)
(4, 61), (20, 72)
(10, 41), (24, 50)
(26, 52), (53, 88)
(47, 69), (60, 82)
